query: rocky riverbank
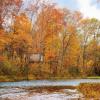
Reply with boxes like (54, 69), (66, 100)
(0, 86), (84, 100)
(0, 80), (100, 100)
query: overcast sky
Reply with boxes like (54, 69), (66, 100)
(23, 0), (100, 20)
(53, 0), (100, 20)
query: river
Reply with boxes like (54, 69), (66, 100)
(0, 79), (100, 100)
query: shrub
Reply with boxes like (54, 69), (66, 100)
(0, 59), (16, 76)
(78, 83), (100, 98)
(68, 66), (80, 76)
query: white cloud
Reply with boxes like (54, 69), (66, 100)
(77, 0), (100, 20)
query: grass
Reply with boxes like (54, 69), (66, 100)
(0, 75), (12, 82)
(0, 75), (28, 82)
(78, 83), (100, 98)
(87, 76), (100, 79)
(0, 74), (100, 82)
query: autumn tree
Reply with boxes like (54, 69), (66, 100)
(0, 0), (22, 29)
(57, 9), (82, 75)
(35, 5), (63, 57)
(3, 13), (33, 79)
(78, 18), (100, 75)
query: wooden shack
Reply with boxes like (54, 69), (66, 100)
(29, 53), (44, 63)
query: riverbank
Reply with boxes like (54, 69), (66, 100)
(0, 86), (83, 100)
(0, 83), (100, 100)
(0, 75), (81, 82)
(78, 83), (100, 98)
(0, 75), (100, 82)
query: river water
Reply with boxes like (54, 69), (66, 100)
(0, 79), (100, 100)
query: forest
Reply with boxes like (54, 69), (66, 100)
(0, 0), (100, 81)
